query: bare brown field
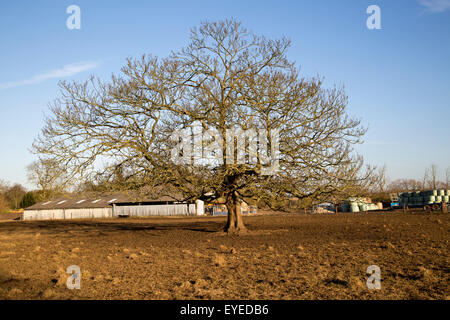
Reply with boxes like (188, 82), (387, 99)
(0, 211), (448, 300)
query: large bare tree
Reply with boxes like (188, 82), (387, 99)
(430, 164), (438, 190)
(446, 167), (450, 189)
(33, 19), (370, 234)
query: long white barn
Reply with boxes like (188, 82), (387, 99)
(23, 193), (201, 221)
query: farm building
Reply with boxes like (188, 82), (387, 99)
(205, 200), (257, 216)
(23, 193), (200, 221)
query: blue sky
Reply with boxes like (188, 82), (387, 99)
(0, 0), (449, 189)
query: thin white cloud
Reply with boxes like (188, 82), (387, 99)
(0, 61), (100, 90)
(418, 0), (450, 13)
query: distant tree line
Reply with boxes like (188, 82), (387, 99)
(0, 180), (38, 213)
(366, 164), (450, 204)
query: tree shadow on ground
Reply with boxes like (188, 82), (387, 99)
(0, 219), (226, 235)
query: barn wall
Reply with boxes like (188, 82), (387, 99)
(23, 209), (65, 220)
(23, 208), (112, 220)
(23, 203), (196, 220)
(114, 203), (196, 217)
(64, 208), (112, 219)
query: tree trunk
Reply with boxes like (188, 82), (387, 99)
(224, 191), (247, 234)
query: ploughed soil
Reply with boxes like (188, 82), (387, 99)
(0, 211), (448, 300)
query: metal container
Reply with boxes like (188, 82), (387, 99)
(350, 202), (360, 212)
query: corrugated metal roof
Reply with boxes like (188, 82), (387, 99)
(25, 191), (185, 210)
